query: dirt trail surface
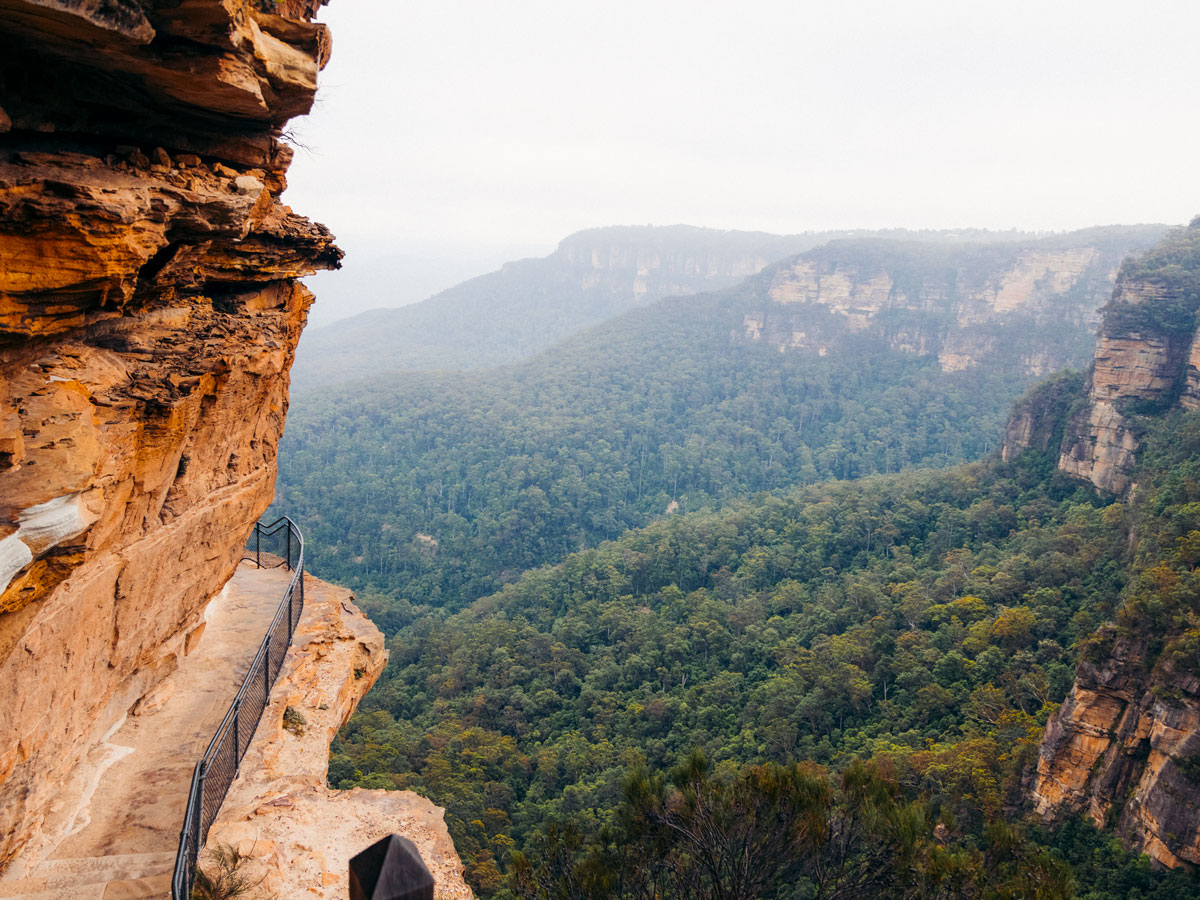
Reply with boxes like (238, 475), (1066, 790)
(0, 563), (286, 899)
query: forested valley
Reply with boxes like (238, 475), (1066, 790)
(327, 397), (1200, 899)
(278, 281), (1026, 615)
(276, 224), (1200, 898)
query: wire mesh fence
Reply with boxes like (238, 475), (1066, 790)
(172, 517), (305, 900)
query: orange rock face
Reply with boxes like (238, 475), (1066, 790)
(0, 0), (339, 871)
(1033, 631), (1200, 868)
(754, 236), (1156, 375)
(1057, 281), (1197, 494)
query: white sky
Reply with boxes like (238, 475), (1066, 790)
(285, 0), (1200, 258)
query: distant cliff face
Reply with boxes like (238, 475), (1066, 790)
(744, 232), (1163, 376)
(1055, 223), (1200, 493)
(291, 225), (836, 388)
(0, 0), (338, 869)
(555, 226), (814, 306)
(1015, 219), (1200, 869)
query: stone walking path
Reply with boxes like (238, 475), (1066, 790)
(0, 562), (293, 900)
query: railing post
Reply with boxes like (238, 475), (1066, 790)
(286, 525), (293, 571)
(194, 760), (207, 848)
(264, 642), (271, 692)
(232, 699), (240, 757)
(255, 524), (261, 568)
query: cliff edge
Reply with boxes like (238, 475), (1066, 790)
(0, 0), (339, 871)
(1003, 218), (1200, 868)
(208, 570), (473, 899)
(1015, 218), (1200, 493)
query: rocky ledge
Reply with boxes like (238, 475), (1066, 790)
(1053, 219), (1200, 494)
(207, 573), (473, 899)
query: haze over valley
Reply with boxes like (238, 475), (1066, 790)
(5, 2), (1200, 899)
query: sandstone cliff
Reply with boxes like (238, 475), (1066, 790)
(1053, 219), (1200, 494)
(1018, 219), (1200, 869)
(291, 225), (844, 389)
(0, 0), (339, 870)
(554, 225), (817, 306)
(746, 230), (1163, 376)
(998, 370), (1084, 464)
(1032, 629), (1200, 869)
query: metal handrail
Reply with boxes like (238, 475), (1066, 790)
(171, 516), (305, 900)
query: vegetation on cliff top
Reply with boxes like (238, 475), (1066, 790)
(1103, 218), (1200, 338)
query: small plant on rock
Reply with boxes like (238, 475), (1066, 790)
(282, 704), (307, 737)
(191, 843), (273, 900)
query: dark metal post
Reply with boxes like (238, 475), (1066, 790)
(286, 526), (293, 571)
(232, 699), (240, 755)
(263, 643), (270, 695)
(194, 761), (207, 845)
(255, 525), (261, 568)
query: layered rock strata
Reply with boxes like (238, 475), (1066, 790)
(0, 0), (339, 871)
(208, 572), (473, 899)
(749, 232), (1163, 376)
(1033, 631), (1200, 868)
(1058, 282), (1200, 493)
(1003, 218), (1200, 494)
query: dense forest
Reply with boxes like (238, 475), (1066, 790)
(277, 228), (1162, 619)
(328, 398), (1200, 899)
(276, 278), (1030, 614)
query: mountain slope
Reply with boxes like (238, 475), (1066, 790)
(291, 225), (826, 389)
(291, 224), (1147, 390)
(275, 226), (1161, 615)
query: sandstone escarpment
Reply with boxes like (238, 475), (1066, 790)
(1033, 630), (1200, 868)
(1027, 219), (1200, 869)
(749, 233), (1161, 375)
(999, 370), (1083, 463)
(0, 0), (339, 871)
(1052, 219), (1200, 494)
(207, 572), (473, 899)
(557, 226), (804, 305)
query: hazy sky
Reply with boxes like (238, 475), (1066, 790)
(286, 0), (1199, 263)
